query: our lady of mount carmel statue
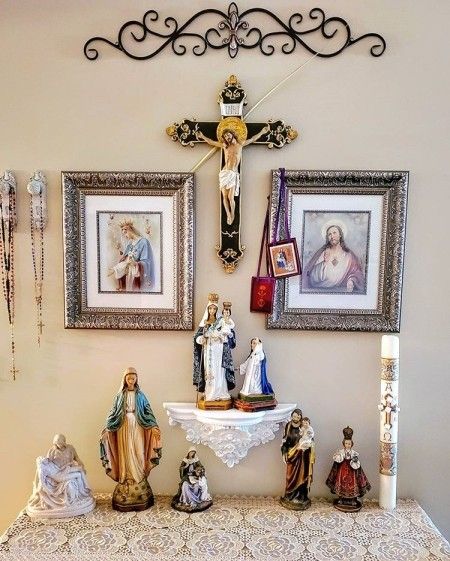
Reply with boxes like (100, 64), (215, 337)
(193, 293), (236, 410)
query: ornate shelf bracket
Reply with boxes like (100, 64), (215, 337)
(84, 3), (386, 61)
(163, 402), (296, 467)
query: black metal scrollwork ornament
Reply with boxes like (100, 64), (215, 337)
(84, 3), (386, 61)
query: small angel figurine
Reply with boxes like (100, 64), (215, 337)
(325, 426), (371, 512)
(26, 434), (95, 518)
(171, 447), (213, 512)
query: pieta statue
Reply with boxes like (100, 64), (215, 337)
(26, 434), (95, 518)
(234, 337), (277, 412)
(100, 367), (162, 511)
(193, 293), (236, 410)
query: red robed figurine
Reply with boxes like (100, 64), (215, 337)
(325, 426), (371, 512)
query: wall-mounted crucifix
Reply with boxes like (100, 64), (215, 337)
(166, 75), (297, 273)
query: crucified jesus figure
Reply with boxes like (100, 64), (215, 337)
(196, 124), (270, 225)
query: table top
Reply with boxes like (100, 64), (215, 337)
(0, 494), (449, 560)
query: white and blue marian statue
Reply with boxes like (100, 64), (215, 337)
(171, 447), (212, 512)
(26, 434), (95, 518)
(193, 293), (236, 405)
(239, 337), (273, 397)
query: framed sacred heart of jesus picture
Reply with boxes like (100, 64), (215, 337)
(267, 169), (408, 332)
(62, 171), (194, 330)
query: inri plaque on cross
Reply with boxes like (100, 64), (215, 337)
(166, 75), (297, 273)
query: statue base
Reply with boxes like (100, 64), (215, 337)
(112, 477), (154, 512)
(333, 497), (362, 512)
(234, 393), (277, 412)
(280, 496), (311, 511)
(197, 398), (233, 410)
(26, 496), (95, 518)
(171, 496), (213, 513)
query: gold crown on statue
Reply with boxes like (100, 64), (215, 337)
(119, 218), (134, 228)
(208, 293), (219, 305)
(222, 301), (232, 310)
(343, 426), (354, 440)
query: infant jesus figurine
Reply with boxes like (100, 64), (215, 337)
(298, 417), (314, 450)
(325, 426), (371, 512)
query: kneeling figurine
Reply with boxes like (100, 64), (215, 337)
(171, 447), (212, 512)
(26, 434), (95, 518)
(326, 426), (371, 512)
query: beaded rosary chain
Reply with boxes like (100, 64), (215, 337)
(0, 191), (18, 380)
(30, 193), (45, 345)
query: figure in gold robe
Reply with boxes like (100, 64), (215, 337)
(100, 367), (162, 511)
(280, 409), (315, 511)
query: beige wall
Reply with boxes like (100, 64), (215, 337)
(1, 0), (449, 539)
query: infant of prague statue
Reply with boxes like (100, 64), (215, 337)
(26, 434), (95, 518)
(100, 367), (162, 511)
(325, 426), (371, 512)
(234, 337), (277, 412)
(171, 447), (213, 512)
(193, 294), (236, 410)
(280, 409), (315, 511)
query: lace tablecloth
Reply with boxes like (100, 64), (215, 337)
(0, 494), (449, 561)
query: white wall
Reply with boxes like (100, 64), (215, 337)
(1, 0), (449, 539)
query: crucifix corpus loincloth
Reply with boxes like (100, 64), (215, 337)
(166, 75), (298, 273)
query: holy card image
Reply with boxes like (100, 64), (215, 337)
(268, 240), (300, 279)
(97, 211), (162, 294)
(300, 211), (370, 295)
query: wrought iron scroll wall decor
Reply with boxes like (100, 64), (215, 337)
(84, 3), (386, 61)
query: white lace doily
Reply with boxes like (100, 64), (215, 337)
(0, 496), (448, 561)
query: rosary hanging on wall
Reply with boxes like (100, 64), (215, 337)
(27, 171), (47, 346)
(0, 170), (18, 379)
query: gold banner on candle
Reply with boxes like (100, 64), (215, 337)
(381, 358), (399, 381)
(380, 442), (398, 476)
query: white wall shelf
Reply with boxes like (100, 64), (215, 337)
(163, 402), (296, 467)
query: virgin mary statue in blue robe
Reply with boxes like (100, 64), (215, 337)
(100, 367), (162, 511)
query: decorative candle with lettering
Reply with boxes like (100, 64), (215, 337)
(378, 335), (400, 510)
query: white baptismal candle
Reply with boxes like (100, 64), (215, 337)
(379, 335), (400, 510)
(381, 335), (399, 359)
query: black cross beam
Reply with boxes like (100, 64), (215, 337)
(166, 75), (297, 273)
